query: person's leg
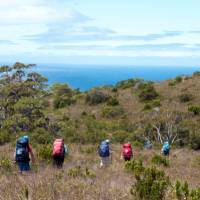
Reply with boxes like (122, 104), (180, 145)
(17, 162), (23, 174)
(100, 157), (103, 168)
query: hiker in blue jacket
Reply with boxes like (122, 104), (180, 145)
(161, 141), (170, 156)
(98, 139), (111, 168)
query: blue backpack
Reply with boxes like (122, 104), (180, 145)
(163, 142), (170, 155)
(98, 141), (110, 157)
(16, 137), (30, 162)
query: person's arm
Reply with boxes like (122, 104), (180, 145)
(28, 144), (35, 163)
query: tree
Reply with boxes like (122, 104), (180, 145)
(0, 62), (48, 140)
(151, 110), (183, 144)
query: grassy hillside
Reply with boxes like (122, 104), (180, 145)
(1, 63), (200, 199)
(1, 145), (200, 200)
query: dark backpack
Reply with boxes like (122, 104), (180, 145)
(122, 143), (132, 159)
(16, 137), (30, 162)
(98, 141), (110, 157)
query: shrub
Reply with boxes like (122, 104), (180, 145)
(179, 93), (193, 102)
(189, 133), (200, 150)
(175, 76), (183, 83)
(85, 90), (110, 105)
(131, 166), (170, 200)
(106, 97), (119, 106)
(193, 71), (200, 76)
(0, 130), (11, 145)
(151, 154), (169, 167)
(175, 180), (189, 200)
(132, 141), (143, 149)
(188, 105), (200, 115)
(125, 160), (144, 180)
(143, 103), (152, 110)
(37, 144), (52, 162)
(111, 130), (131, 143)
(138, 83), (159, 102)
(102, 105), (124, 118)
(53, 96), (75, 109)
(68, 166), (95, 178)
(190, 188), (200, 200)
(0, 157), (12, 172)
(116, 78), (143, 89)
(31, 128), (52, 144)
(70, 131), (107, 144)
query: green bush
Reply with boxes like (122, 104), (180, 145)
(125, 159), (144, 180)
(189, 133), (200, 150)
(102, 105), (124, 118)
(31, 128), (52, 144)
(175, 76), (183, 83)
(169, 76), (183, 86)
(0, 130), (11, 145)
(179, 93), (193, 102)
(53, 96), (75, 109)
(116, 78), (143, 89)
(85, 90), (110, 105)
(68, 166), (95, 178)
(111, 130), (131, 143)
(131, 166), (170, 200)
(138, 83), (159, 102)
(151, 154), (169, 167)
(175, 180), (189, 200)
(188, 105), (200, 115)
(143, 103), (152, 110)
(0, 157), (12, 172)
(190, 188), (200, 200)
(106, 97), (119, 106)
(37, 144), (52, 162)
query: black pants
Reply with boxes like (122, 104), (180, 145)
(53, 155), (64, 168)
(124, 156), (131, 161)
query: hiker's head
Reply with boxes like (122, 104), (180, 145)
(105, 139), (110, 144)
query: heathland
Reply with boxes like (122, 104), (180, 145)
(1, 63), (200, 200)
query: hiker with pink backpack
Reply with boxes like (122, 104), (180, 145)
(121, 142), (133, 161)
(52, 138), (68, 168)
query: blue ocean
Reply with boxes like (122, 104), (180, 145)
(35, 64), (200, 91)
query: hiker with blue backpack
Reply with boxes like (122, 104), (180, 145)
(14, 135), (35, 174)
(161, 141), (170, 156)
(98, 139), (111, 168)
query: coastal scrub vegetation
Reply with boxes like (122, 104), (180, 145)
(1, 63), (200, 199)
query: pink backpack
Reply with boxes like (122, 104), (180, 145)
(122, 143), (133, 159)
(53, 139), (64, 157)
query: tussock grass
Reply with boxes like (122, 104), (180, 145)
(0, 145), (200, 199)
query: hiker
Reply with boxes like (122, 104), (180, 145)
(161, 141), (170, 156)
(98, 139), (111, 168)
(52, 138), (68, 168)
(14, 135), (35, 174)
(121, 142), (133, 161)
(144, 139), (152, 150)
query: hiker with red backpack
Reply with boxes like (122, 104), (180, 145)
(52, 138), (68, 168)
(121, 142), (133, 161)
(98, 139), (111, 168)
(14, 135), (35, 174)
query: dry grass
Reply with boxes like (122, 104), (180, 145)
(0, 144), (200, 200)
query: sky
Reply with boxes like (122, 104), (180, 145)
(1, 0), (200, 66)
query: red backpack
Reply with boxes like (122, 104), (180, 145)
(122, 143), (132, 159)
(53, 139), (64, 157)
